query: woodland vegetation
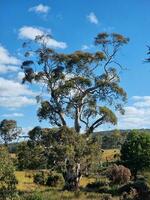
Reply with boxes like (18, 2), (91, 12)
(1, 32), (150, 200)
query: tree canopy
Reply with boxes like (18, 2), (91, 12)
(0, 119), (21, 145)
(21, 32), (129, 134)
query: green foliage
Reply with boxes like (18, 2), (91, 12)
(102, 131), (125, 149)
(18, 126), (101, 176)
(0, 119), (21, 145)
(17, 142), (47, 170)
(85, 180), (110, 192)
(46, 172), (64, 187)
(33, 173), (45, 185)
(0, 147), (18, 200)
(33, 171), (64, 187)
(120, 130), (150, 178)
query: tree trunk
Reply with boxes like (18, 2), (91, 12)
(132, 169), (138, 180)
(63, 160), (81, 191)
(74, 108), (80, 133)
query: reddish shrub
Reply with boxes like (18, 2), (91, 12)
(107, 164), (131, 185)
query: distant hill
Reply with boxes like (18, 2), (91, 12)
(94, 129), (150, 136)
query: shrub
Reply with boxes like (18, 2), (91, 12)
(33, 173), (45, 185)
(46, 172), (64, 187)
(86, 179), (109, 188)
(132, 180), (150, 199)
(109, 185), (119, 196)
(120, 188), (138, 200)
(118, 180), (150, 200)
(33, 170), (50, 185)
(107, 164), (131, 185)
(85, 180), (110, 192)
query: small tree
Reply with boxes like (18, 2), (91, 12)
(120, 130), (150, 179)
(17, 141), (47, 170)
(0, 147), (17, 200)
(0, 119), (21, 145)
(17, 126), (101, 189)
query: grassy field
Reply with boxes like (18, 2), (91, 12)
(15, 171), (40, 191)
(15, 171), (120, 200)
(15, 149), (119, 192)
(11, 149), (150, 199)
(15, 171), (96, 192)
(21, 190), (119, 200)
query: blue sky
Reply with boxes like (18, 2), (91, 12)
(0, 0), (150, 133)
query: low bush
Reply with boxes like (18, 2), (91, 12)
(85, 180), (110, 192)
(33, 173), (45, 185)
(108, 185), (119, 196)
(120, 188), (138, 200)
(107, 164), (131, 185)
(118, 180), (150, 200)
(46, 172), (64, 187)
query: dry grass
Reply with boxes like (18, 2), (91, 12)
(102, 149), (120, 162)
(15, 171), (47, 191)
(15, 149), (119, 192)
(15, 171), (96, 192)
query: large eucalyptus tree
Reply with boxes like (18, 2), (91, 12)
(21, 33), (129, 134)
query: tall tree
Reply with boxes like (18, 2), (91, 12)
(0, 147), (17, 199)
(21, 33), (129, 134)
(0, 119), (21, 145)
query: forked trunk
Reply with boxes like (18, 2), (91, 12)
(63, 161), (82, 191)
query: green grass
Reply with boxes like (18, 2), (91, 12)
(141, 169), (150, 185)
(21, 189), (119, 200)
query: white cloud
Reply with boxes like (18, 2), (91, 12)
(0, 77), (36, 108)
(17, 72), (25, 81)
(116, 96), (150, 129)
(1, 113), (24, 118)
(0, 45), (20, 65)
(0, 77), (34, 97)
(132, 96), (150, 108)
(87, 12), (99, 24)
(22, 127), (32, 135)
(81, 45), (90, 51)
(0, 64), (18, 74)
(0, 96), (35, 108)
(19, 26), (67, 49)
(81, 44), (93, 51)
(29, 4), (50, 14)
(0, 45), (21, 74)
